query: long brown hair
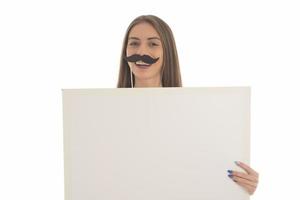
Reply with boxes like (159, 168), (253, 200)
(117, 15), (182, 88)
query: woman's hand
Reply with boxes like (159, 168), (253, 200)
(227, 161), (259, 195)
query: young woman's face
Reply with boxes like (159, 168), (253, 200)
(126, 22), (163, 82)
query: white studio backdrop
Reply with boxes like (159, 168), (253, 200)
(0, 0), (299, 200)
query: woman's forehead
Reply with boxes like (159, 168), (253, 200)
(128, 22), (160, 40)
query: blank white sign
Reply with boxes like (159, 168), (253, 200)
(62, 87), (250, 200)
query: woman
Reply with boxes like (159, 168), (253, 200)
(117, 15), (259, 195)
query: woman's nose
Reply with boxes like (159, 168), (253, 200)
(136, 43), (149, 55)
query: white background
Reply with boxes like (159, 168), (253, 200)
(0, 0), (299, 199)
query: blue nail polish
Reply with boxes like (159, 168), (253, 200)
(227, 170), (233, 174)
(228, 174), (233, 178)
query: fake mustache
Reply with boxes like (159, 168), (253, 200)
(124, 54), (160, 65)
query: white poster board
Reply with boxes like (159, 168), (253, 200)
(62, 87), (250, 200)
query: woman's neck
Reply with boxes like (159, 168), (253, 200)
(134, 77), (162, 88)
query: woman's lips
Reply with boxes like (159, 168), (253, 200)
(135, 62), (151, 69)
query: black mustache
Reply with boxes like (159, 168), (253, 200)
(124, 54), (159, 64)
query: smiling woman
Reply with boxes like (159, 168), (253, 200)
(117, 15), (182, 88)
(116, 14), (259, 195)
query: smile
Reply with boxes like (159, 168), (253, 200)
(135, 61), (151, 68)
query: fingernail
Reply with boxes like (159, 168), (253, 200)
(235, 161), (240, 165)
(227, 170), (233, 174)
(228, 174), (233, 178)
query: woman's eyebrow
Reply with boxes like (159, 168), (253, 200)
(128, 36), (161, 41)
(148, 37), (160, 40)
(128, 37), (140, 40)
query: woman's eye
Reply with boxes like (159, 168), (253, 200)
(129, 42), (139, 46)
(150, 42), (158, 47)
